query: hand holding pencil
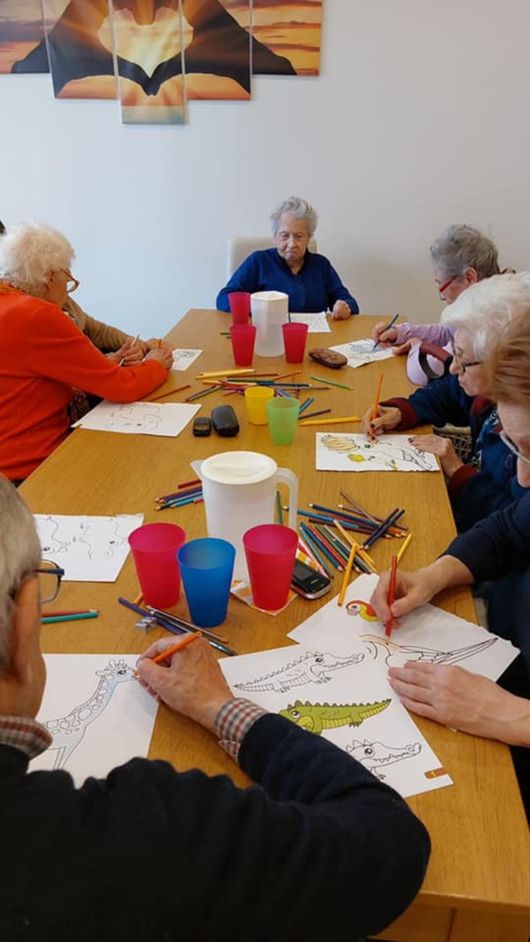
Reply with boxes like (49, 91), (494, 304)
(370, 566), (439, 625)
(135, 635), (234, 734)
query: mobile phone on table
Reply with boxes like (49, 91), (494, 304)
(291, 559), (331, 599)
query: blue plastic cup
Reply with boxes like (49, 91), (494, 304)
(177, 538), (235, 628)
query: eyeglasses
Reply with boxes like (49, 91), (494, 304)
(61, 270), (80, 294)
(499, 430), (530, 468)
(35, 559), (65, 604)
(437, 275), (458, 297)
(450, 350), (482, 373)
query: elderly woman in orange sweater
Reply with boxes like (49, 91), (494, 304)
(0, 223), (172, 483)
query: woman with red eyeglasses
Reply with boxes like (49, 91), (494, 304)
(372, 224), (505, 385)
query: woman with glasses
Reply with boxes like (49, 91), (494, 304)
(0, 223), (173, 484)
(371, 224), (504, 385)
(361, 274), (530, 531)
(370, 309), (530, 814)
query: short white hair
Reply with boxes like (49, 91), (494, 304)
(0, 476), (41, 671)
(430, 224), (500, 280)
(0, 222), (74, 296)
(270, 196), (318, 237)
(441, 272), (530, 359)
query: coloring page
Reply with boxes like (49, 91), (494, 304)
(315, 433), (439, 472)
(288, 574), (519, 682)
(289, 311), (331, 333)
(221, 639), (452, 798)
(73, 400), (200, 437)
(31, 655), (158, 787)
(35, 513), (143, 581)
(330, 339), (394, 368)
(171, 348), (202, 371)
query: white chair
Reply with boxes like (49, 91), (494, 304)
(226, 235), (318, 279)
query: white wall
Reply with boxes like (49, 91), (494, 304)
(1, 0), (530, 337)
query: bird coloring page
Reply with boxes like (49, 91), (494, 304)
(221, 639), (453, 799)
(315, 433), (440, 472)
(171, 348), (202, 370)
(30, 655), (158, 787)
(35, 513), (143, 581)
(288, 574), (519, 683)
(72, 400), (200, 437)
(330, 339), (394, 367)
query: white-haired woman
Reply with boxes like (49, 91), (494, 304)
(361, 273), (530, 531)
(371, 224), (504, 385)
(0, 223), (172, 484)
(216, 196), (359, 319)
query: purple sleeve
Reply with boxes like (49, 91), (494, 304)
(394, 322), (454, 346)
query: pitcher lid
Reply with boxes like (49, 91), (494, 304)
(251, 290), (288, 301)
(201, 451), (277, 485)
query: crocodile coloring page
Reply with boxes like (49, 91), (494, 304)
(315, 433), (439, 472)
(221, 639), (453, 798)
(30, 655), (158, 787)
(35, 513), (143, 581)
(72, 400), (200, 437)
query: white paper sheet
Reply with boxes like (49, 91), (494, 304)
(288, 574), (519, 682)
(35, 513), (143, 581)
(330, 339), (394, 367)
(289, 311), (331, 333)
(73, 400), (200, 437)
(315, 433), (440, 472)
(171, 348), (202, 371)
(31, 655), (158, 786)
(221, 640), (452, 798)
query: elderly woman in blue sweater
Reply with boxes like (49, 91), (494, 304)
(216, 196), (359, 319)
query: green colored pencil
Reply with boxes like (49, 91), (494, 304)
(42, 611), (99, 624)
(309, 375), (354, 390)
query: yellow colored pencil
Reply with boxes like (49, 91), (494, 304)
(372, 372), (384, 421)
(197, 368), (255, 379)
(299, 416), (361, 427)
(396, 532), (412, 564)
(338, 541), (357, 607)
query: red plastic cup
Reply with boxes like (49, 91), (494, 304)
(128, 523), (186, 608)
(282, 322), (309, 363)
(231, 324), (256, 366)
(243, 524), (298, 610)
(229, 292), (251, 325)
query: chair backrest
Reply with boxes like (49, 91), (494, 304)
(226, 235), (318, 279)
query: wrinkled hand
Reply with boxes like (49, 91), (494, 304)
(145, 338), (171, 352)
(360, 404), (402, 437)
(370, 568), (440, 623)
(372, 321), (398, 345)
(145, 346), (173, 370)
(331, 300), (352, 320)
(410, 434), (463, 477)
(387, 662), (527, 742)
(109, 338), (145, 365)
(136, 637), (234, 734)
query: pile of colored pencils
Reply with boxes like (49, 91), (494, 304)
(118, 596), (236, 656)
(155, 478), (203, 511)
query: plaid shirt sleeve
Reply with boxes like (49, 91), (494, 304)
(0, 716), (52, 760)
(215, 698), (267, 763)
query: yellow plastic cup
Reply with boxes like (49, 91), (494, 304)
(245, 386), (275, 425)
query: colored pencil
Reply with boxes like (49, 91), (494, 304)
(386, 555), (399, 636)
(338, 541), (357, 607)
(119, 332), (140, 367)
(42, 611), (99, 624)
(396, 532), (412, 564)
(41, 609), (99, 617)
(156, 495), (204, 511)
(297, 535), (327, 576)
(309, 375), (354, 390)
(117, 597), (235, 654)
(363, 508), (405, 549)
(147, 385), (191, 403)
(339, 488), (380, 524)
(330, 520), (372, 575)
(156, 485), (202, 502)
(133, 592), (144, 606)
(299, 524), (336, 575)
(306, 525), (344, 569)
(372, 373), (384, 421)
(276, 489), (283, 524)
(185, 385), (221, 402)
(298, 397), (314, 415)
(299, 415), (361, 427)
(152, 631), (202, 664)
(198, 368), (255, 379)
(373, 313), (399, 350)
(299, 408), (332, 421)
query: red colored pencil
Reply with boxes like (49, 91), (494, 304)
(147, 385), (191, 403)
(386, 554), (398, 637)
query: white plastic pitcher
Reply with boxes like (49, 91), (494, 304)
(191, 451), (298, 580)
(251, 291), (289, 357)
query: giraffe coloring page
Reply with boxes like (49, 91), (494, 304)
(30, 655), (158, 787)
(289, 574), (519, 682)
(35, 513), (143, 581)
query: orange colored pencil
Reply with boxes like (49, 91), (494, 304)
(152, 631), (202, 665)
(385, 554), (398, 637)
(147, 385), (191, 403)
(372, 372), (384, 422)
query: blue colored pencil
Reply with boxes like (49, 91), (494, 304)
(301, 524), (343, 571)
(373, 313), (399, 350)
(363, 508), (405, 549)
(299, 524), (334, 577)
(298, 397), (314, 416)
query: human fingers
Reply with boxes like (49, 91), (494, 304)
(391, 340), (411, 356)
(370, 571), (393, 621)
(372, 321), (386, 341)
(380, 327), (398, 344)
(136, 636), (180, 666)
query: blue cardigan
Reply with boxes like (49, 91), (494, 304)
(216, 248), (359, 314)
(385, 374), (529, 531)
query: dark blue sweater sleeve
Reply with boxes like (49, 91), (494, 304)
(216, 254), (259, 311)
(450, 471), (528, 533)
(323, 259), (359, 313)
(446, 491), (530, 582)
(404, 374), (473, 428)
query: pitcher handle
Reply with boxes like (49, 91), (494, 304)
(276, 467), (299, 532)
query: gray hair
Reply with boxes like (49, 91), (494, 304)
(270, 196), (318, 237)
(0, 476), (41, 671)
(0, 222), (74, 296)
(430, 224), (500, 281)
(441, 272), (530, 360)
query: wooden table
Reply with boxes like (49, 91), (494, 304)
(21, 312), (530, 942)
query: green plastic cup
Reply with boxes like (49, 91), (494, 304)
(267, 397), (300, 445)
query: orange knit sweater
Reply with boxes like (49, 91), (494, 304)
(0, 287), (168, 480)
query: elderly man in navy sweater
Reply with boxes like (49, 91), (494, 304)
(216, 196), (359, 318)
(0, 475), (429, 941)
